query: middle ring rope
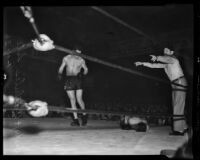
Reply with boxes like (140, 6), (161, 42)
(3, 41), (187, 88)
(54, 45), (187, 88)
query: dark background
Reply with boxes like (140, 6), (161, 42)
(3, 5), (193, 113)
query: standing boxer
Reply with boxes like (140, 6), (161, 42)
(58, 49), (88, 126)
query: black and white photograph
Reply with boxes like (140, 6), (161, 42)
(3, 4), (197, 158)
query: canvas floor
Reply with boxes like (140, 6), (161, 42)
(3, 118), (188, 155)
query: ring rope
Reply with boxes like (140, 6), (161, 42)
(55, 45), (187, 88)
(3, 42), (187, 89)
(3, 42), (33, 56)
(3, 94), (185, 118)
(91, 6), (155, 44)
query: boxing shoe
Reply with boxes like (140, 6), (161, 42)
(81, 114), (88, 126)
(71, 119), (80, 126)
(169, 131), (185, 136)
(169, 128), (189, 136)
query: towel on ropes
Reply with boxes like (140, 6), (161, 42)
(32, 34), (55, 51)
(27, 100), (49, 117)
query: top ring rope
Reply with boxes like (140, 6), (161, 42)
(18, 6), (186, 88)
(91, 6), (156, 44)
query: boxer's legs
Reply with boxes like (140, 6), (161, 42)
(66, 90), (80, 126)
(76, 89), (86, 115)
(76, 89), (87, 126)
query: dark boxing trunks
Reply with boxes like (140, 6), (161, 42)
(64, 76), (83, 91)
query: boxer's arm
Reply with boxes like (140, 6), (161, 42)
(156, 56), (174, 64)
(81, 60), (88, 75)
(142, 62), (166, 68)
(58, 58), (66, 74)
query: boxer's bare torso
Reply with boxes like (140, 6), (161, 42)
(64, 55), (84, 76)
(59, 54), (87, 76)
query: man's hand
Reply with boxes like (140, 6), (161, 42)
(135, 62), (143, 66)
(150, 55), (157, 62)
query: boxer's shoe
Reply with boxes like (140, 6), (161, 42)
(81, 114), (88, 126)
(169, 131), (185, 136)
(183, 128), (189, 133)
(71, 119), (80, 126)
(169, 128), (189, 136)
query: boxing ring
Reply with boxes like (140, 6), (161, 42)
(3, 6), (191, 156)
(3, 118), (188, 155)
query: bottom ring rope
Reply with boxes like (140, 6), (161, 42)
(3, 94), (185, 118)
